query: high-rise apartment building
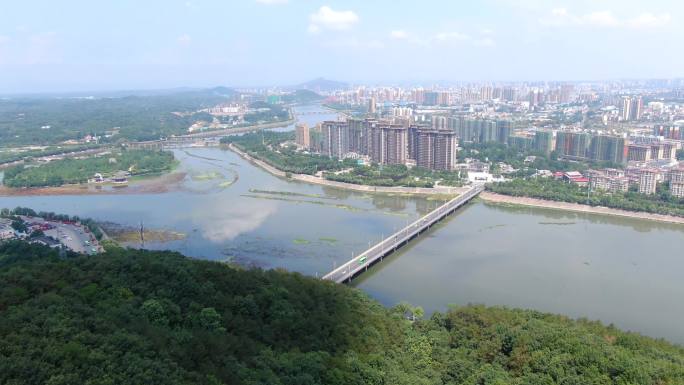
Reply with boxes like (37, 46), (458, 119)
(416, 129), (458, 171)
(384, 125), (408, 165)
(480, 86), (493, 101)
(295, 123), (310, 148)
(559, 84), (574, 103)
(424, 92), (439, 106)
(347, 118), (367, 155)
(670, 165), (684, 198)
(638, 169), (658, 195)
(480, 121), (498, 143)
(556, 131), (591, 160)
(621, 96), (643, 121)
(321, 121), (349, 159)
(407, 125), (421, 161)
(432, 116), (448, 130)
(532, 130), (554, 155)
(588, 135), (625, 164)
(496, 120), (512, 144)
(508, 134), (534, 151)
(368, 124), (407, 165)
(368, 97), (377, 114)
(627, 144), (652, 162)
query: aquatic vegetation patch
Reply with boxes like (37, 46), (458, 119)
(249, 188), (339, 200)
(539, 221), (576, 225)
(191, 171), (224, 181)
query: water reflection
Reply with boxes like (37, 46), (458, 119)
(191, 196), (277, 242)
(354, 202), (684, 344)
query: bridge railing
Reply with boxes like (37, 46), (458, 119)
(322, 185), (483, 282)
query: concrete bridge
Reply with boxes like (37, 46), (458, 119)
(126, 137), (221, 150)
(294, 110), (336, 115)
(322, 184), (484, 284)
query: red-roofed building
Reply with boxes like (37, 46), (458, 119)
(562, 171), (589, 187)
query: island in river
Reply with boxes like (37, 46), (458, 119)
(1, 149), (176, 189)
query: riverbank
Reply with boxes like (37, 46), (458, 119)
(480, 191), (684, 225)
(180, 117), (296, 139)
(227, 143), (467, 196)
(0, 171), (187, 197)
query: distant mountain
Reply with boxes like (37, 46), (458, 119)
(281, 89), (325, 104)
(208, 86), (237, 97)
(293, 77), (348, 92)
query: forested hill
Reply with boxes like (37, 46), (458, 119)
(1, 242), (683, 385)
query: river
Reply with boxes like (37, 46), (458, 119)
(1, 105), (684, 344)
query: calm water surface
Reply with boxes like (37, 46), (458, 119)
(1, 105), (683, 344)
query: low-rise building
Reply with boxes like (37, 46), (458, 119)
(586, 170), (629, 193)
(562, 171), (590, 186)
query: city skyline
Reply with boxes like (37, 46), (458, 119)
(1, 0), (682, 93)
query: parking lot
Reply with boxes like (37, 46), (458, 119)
(21, 216), (102, 254)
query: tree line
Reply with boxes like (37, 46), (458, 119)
(2, 149), (175, 188)
(0, 241), (682, 384)
(487, 177), (684, 217)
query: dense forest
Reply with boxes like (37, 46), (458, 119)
(487, 177), (684, 217)
(0, 241), (683, 384)
(0, 90), (229, 145)
(2, 149), (176, 188)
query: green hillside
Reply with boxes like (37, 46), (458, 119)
(0, 241), (682, 385)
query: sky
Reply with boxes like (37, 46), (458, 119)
(0, 0), (682, 93)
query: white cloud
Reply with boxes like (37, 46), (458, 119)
(626, 13), (672, 28)
(0, 36), (10, 44)
(541, 8), (671, 29)
(581, 11), (619, 27)
(390, 30), (408, 39)
(434, 31), (471, 42)
(192, 199), (277, 242)
(308, 6), (359, 33)
(255, 0), (288, 4)
(177, 34), (192, 46)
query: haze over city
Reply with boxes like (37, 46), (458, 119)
(3, 2), (684, 384)
(0, 0), (682, 93)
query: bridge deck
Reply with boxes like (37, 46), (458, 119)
(322, 185), (483, 283)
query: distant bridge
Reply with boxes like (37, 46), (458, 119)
(126, 137), (221, 150)
(322, 184), (484, 284)
(294, 111), (337, 116)
(126, 118), (297, 150)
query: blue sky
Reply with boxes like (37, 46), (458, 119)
(0, 0), (681, 92)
